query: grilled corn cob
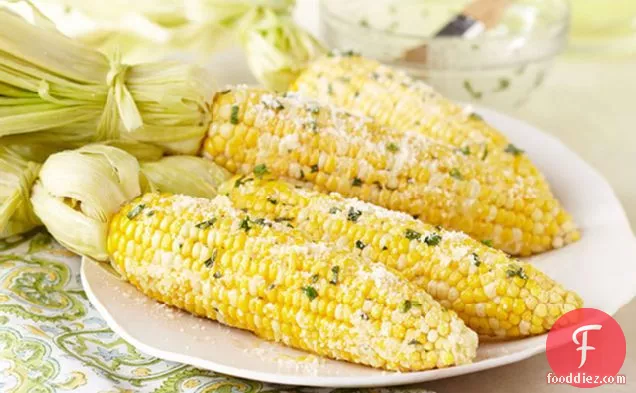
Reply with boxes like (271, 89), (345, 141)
(220, 175), (583, 337)
(107, 193), (478, 370)
(203, 86), (579, 256)
(291, 53), (550, 189)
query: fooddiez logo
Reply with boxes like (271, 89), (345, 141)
(545, 308), (627, 388)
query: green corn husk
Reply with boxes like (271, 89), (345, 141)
(30, 145), (230, 259)
(29, 0), (324, 90)
(0, 8), (214, 154)
(240, 7), (326, 91)
(3, 143), (70, 163)
(0, 146), (42, 238)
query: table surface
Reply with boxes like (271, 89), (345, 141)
(424, 58), (636, 393)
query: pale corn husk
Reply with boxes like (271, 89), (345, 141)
(140, 155), (231, 197)
(0, 8), (214, 154)
(0, 146), (42, 238)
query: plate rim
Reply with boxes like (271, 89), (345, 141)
(80, 105), (636, 388)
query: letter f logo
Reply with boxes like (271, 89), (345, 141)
(572, 324), (602, 368)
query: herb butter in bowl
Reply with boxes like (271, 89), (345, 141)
(320, 0), (569, 110)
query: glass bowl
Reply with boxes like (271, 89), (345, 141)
(319, 0), (570, 110)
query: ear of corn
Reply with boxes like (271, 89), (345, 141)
(291, 54), (550, 191)
(203, 86), (579, 256)
(107, 192), (478, 371)
(219, 175), (583, 337)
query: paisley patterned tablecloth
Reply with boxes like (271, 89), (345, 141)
(0, 230), (432, 393)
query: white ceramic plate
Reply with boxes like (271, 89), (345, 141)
(81, 107), (636, 388)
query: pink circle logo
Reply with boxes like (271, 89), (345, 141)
(546, 308), (626, 388)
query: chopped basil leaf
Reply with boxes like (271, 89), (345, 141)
(146, 210), (155, 217)
(262, 97), (284, 110)
(253, 164), (269, 177)
(405, 229), (422, 241)
(301, 286), (318, 301)
(360, 312), (369, 321)
(408, 340), (421, 345)
(481, 239), (494, 247)
(449, 168), (463, 180)
(252, 218), (271, 227)
(400, 300), (421, 313)
(506, 265), (528, 280)
(213, 271), (222, 279)
(329, 207), (341, 214)
(127, 204), (145, 219)
(482, 144), (489, 161)
(195, 218), (217, 229)
(311, 274), (320, 283)
(504, 144), (524, 156)
(267, 197), (278, 205)
(352, 177), (363, 187)
(347, 207), (362, 222)
(234, 176), (253, 188)
(306, 120), (318, 132)
(424, 233), (442, 246)
(472, 253), (481, 267)
(204, 249), (218, 268)
(311, 164), (319, 173)
(355, 240), (366, 250)
(386, 142), (400, 152)
(457, 146), (471, 155)
(239, 217), (252, 232)
(230, 105), (239, 124)
(330, 265), (340, 285)
(334, 49), (358, 57)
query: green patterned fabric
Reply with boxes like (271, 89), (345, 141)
(0, 231), (432, 393)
